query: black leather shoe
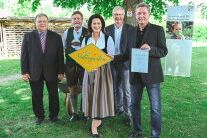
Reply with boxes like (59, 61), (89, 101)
(70, 113), (79, 122)
(89, 127), (99, 138)
(125, 116), (132, 126)
(50, 117), (60, 123)
(83, 116), (90, 122)
(129, 132), (142, 138)
(35, 118), (44, 125)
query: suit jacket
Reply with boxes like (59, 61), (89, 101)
(21, 29), (64, 82)
(105, 23), (134, 69)
(114, 23), (168, 84)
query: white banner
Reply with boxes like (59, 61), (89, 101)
(164, 6), (195, 77)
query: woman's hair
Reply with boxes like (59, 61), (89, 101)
(87, 14), (105, 37)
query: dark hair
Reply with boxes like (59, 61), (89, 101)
(87, 14), (105, 37)
(135, 2), (151, 13)
(35, 13), (48, 22)
(71, 11), (83, 19)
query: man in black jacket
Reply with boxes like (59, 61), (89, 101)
(21, 13), (64, 125)
(110, 2), (168, 138)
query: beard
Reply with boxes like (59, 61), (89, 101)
(74, 23), (81, 30)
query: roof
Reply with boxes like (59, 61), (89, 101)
(0, 9), (10, 19)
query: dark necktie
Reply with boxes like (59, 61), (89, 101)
(40, 33), (45, 53)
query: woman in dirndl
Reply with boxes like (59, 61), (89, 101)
(81, 14), (115, 138)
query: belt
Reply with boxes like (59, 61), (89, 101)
(71, 42), (81, 46)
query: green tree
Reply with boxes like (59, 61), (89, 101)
(18, 0), (180, 25)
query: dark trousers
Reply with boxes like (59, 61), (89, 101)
(29, 75), (59, 119)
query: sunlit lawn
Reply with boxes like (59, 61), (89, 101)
(0, 46), (207, 138)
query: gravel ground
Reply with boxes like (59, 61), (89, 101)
(0, 74), (21, 83)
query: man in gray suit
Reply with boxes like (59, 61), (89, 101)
(106, 6), (134, 126)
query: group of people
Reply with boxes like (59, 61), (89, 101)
(21, 2), (168, 138)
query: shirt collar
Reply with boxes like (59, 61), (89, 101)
(114, 24), (123, 30)
(38, 30), (47, 35)
(74, 26), (83, 33)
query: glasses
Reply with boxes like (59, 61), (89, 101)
(113, 14), (123, 16)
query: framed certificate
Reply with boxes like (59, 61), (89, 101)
(131, 48), (149, 73)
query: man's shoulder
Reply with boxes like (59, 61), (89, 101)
(149, 23), (163, 29)
(124, 23), (134, 28)
(47, 30), (61, 37)
(105, 24), (114, 30)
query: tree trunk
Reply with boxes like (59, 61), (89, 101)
(123, 0), (143, 26)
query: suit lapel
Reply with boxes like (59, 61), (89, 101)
(120, 23), (126, 53)
(110, 25), (115, 41)
(34, 30), (43, 52)
(44, 30), (50, 53)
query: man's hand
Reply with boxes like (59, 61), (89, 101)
(107, 54), (114, 59)
(58, 74), (64, 80)
(22, 74), (30, 82)
(140, 44), (151, 50)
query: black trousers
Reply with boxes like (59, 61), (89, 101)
(29, 74), (59, 119)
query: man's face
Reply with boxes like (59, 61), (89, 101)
(35, 16), (48, 33)
(72, 14), (83, 30)
(172, 24), (182, 34)
(135, 7), (151, 26)
(113, 9), (124, 25)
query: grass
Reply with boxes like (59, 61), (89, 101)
(0, 46), (207, 138)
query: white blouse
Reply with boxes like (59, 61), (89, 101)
(81, 31), (115, 55)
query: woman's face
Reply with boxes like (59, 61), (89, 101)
(91, 18), (102, 33)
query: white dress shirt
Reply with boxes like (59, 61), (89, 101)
(114, 24), (123, 55)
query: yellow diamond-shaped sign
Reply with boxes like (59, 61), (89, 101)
(69, 43), (112, 72)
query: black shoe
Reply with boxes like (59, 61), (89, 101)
(35, 118), (44, 125)
(125, 116), (132, 126)
(50, 117), (60, 123)
(115, 110), (123, 116)
(70, 113), (79, 122)
(89, 127), (99, 138)
(129, 132), (142, 138)
(83, 116), (90, 122)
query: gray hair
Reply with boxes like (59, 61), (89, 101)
(35, 13), (48, 22)
(135, 2), (151, 13)
(112, 6), (125, 16)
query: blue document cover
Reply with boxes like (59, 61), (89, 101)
(131, 48), (149, 73)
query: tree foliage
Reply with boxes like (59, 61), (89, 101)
(18, 0), (180, 21)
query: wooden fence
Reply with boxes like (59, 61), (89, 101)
(0, 17), (73, 58)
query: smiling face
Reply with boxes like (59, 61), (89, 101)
(35, 15), (48, 33)
(72, 13), (83, 31)
(113, 9), (124, 26)
(135, 6), (151, 26)
(91, 18), (102, 33)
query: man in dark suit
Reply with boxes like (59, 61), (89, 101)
(105, 6), (134, 126)
(109, 2), (168, 138)
(21, 13), (64, 125)
(62, 11), (88, 122)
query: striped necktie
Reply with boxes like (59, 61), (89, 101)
(40, 33), (45, 53)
